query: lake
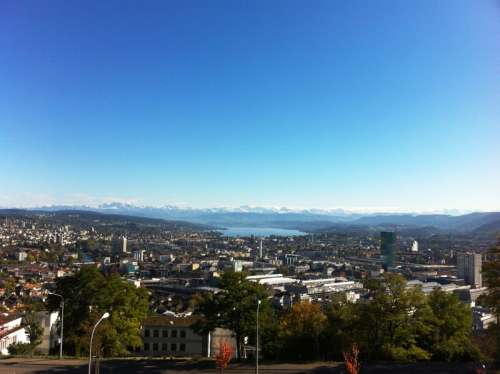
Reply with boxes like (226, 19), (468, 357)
(217, 226), (306, 237)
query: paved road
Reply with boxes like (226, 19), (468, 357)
(0, 358), (492, 374)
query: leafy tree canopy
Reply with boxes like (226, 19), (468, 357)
(193, 271), (271, 359)
(279, 301), (327, 361)
(479, 236), (500, 363)
(47, 266), (149, 356)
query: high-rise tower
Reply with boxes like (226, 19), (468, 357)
(457, 252), (482, 288)
(380, 231), (396, 270)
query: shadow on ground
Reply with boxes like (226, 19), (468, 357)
(0, 358), (491, 374)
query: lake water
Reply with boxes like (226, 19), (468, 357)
(217, 227), (306, 237)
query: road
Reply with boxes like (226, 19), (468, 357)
(0, 358), (491, 374)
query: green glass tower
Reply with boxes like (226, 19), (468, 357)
(380, 231), (396, 270)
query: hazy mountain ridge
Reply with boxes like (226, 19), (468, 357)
(15, 203), (500, 236)
(0, 209), (209, 231)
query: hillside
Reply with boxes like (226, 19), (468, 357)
(0, 209), (209, 232)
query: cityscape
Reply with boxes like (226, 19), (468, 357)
(1, 1), (500, 373)
(0, 207), (498, 372)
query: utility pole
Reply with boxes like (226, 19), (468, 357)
(256, 299), (261, 374)
(88, 312), (109, 374)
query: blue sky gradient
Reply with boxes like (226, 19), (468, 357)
(1, 1), (499, 210)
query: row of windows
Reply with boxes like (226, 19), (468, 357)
(144, 328), (187, 338)
(0, 335), (17, 350)
(144, 342), (186, 352)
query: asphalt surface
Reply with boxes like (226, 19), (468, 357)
(0, 358), (494, 374)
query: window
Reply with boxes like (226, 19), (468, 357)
(153, 343), (158, 351)
(153, 329), (159, 338)
(162, 343), (168, 351)
(171, 343), (177, 351)
(180, 330), (186, 338)
(144, 343), (150, 351)
(171, 330), (177, 338)
(162, 329), (168, 338)
(144, 329), (150, 337)
(180, 343), (186, 352)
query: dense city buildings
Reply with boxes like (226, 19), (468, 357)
(0, 208), (497, 363)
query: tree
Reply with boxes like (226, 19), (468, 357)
(425, 289), (479, 361)
(357, 274), (431, 362)
(322, 293), (358, 360)
(25, 312), (43, 355)
(47, 266), (149, 356)
(278, 301), (327, 361)
(193, 271), (270, 359)
(479, 237), (500, 363)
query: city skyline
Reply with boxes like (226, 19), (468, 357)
(2, 1), (500, 211)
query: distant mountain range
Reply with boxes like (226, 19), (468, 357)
(0, 208), (209, 232)
(11, 203), (500, 236)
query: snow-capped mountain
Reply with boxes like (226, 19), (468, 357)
(26, 202), (498, 233)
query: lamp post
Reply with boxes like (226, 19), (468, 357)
(49, 292), (64, 360)
(88, 312), (110, 374)
(256, 299), (261, 374)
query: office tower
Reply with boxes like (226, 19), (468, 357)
(457, 252), (482, 288)
(57, 233), (64, 246)
(133, 249), (145, 262)
(122, 236), (128, 253)
(259, 239), (263, 259)
(411, 240), (419, 252)
(380, 231), (397, 269)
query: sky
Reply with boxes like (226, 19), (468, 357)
(1, 0), (499, 212)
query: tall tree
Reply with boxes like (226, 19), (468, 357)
(47, 266), (149, 356)
(24, 312), (43, 356)
(279, 301), (327, 361)
(480, 237), (500, 363)
(322, 293), (358, 360)
(357, 274), (431, 361)
(193, 271), (270, 359)
(424, 289), (479, 361)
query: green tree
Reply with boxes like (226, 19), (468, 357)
(424, 289), (479, 361)
(193, 271), (270, 359)
(278, 301), (327, 361)
(479, 237), (500, 363)
(47, 266), (149, 356)
(357, 274), (431, 362)
(322, 293), (358, 360)
(25, 312), (44, 354)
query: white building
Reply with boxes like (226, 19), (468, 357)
(472, 307), (497, 331)
(411, 240), (419, 252)
(140, 315), (236, 358)
(133, 249), (145, 263)
(0, 315), (29, 355)
(122, 236), (128, 253)
(246, 274), (296, 289)
(18, 251), (27, 262)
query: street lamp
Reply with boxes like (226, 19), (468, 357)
(256, 299), (261, 374)
(49, 292), (64, 360)
(88, 312), (110, 374)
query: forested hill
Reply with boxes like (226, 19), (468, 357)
(0, 209), (209, 232)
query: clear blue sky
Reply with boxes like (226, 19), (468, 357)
(1, 1), (499, 211)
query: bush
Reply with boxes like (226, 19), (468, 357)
(8, 342), (33, 356)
